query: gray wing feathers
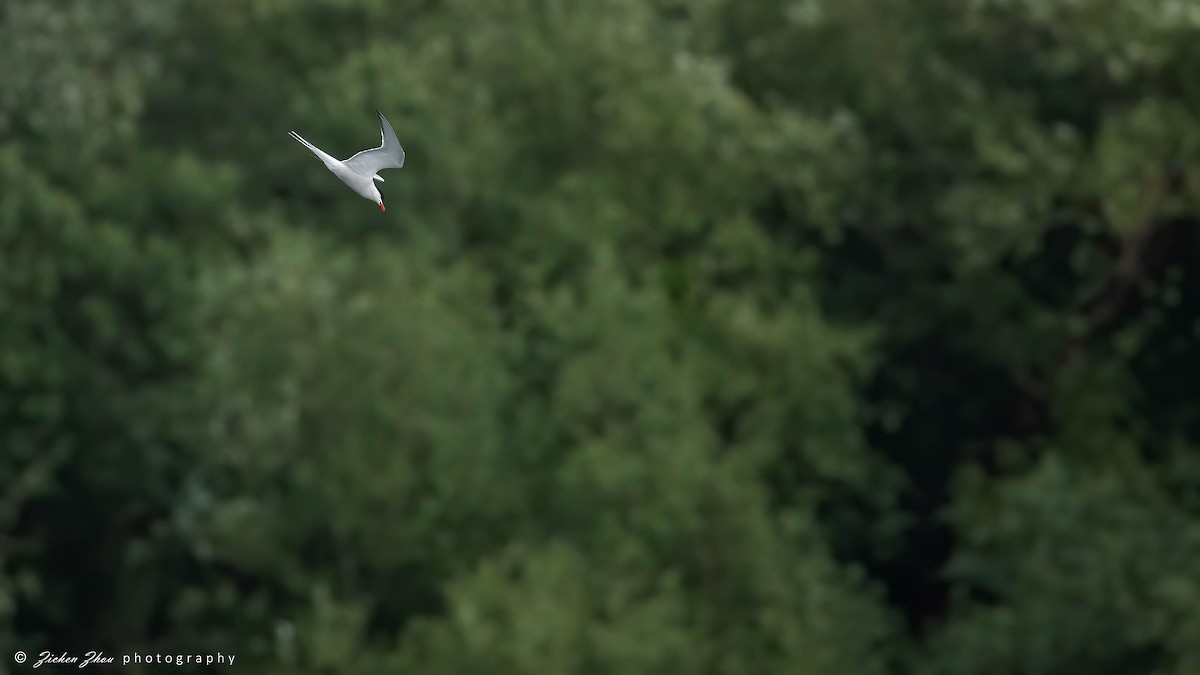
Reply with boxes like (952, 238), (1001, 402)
(343, 111), (405, 176)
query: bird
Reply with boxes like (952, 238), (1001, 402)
(289, 111), (406, 213)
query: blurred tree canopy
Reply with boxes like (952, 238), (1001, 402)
(3, 0), (1200, 673)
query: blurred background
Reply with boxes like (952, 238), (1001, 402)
(3, 0), (1200, 673)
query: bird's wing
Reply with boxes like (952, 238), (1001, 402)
(289, 130), (341, 166)
(343, 111), (405, 176)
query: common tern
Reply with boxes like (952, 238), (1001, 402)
(289, 111), (406, 212)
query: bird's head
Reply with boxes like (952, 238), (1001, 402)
(378, 199), (386, 213)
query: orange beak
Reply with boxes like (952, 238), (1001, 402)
(379, 202), (386, 213)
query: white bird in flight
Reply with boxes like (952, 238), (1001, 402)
(289, 111), (406, 213)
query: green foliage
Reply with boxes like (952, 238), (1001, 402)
(4, 0), (1200, 672)
(935, 455), (1200, 674)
